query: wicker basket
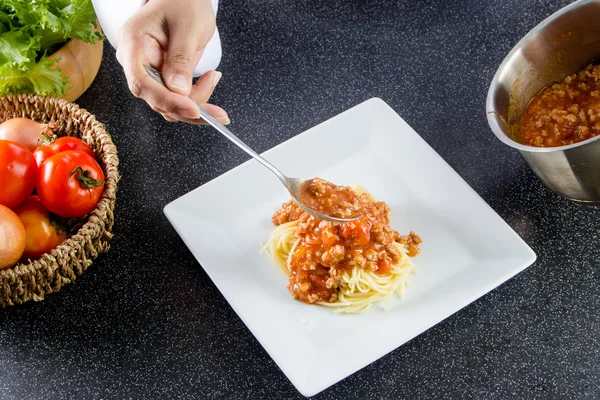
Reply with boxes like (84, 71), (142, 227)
(0, 94), (119, 306)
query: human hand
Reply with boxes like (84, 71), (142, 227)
(116, 0), (229, 124)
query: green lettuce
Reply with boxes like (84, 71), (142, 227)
(0, 0), (103, 96)
(0, 28), (38, 67)
(0, 57), (67, 96)
(0, 10), (12, 31)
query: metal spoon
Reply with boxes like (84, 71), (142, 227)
(144, 65), (362, 223)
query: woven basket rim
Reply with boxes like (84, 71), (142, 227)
(0, 93), (119, 305)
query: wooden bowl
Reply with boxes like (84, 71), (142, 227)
(49, 38), (104, 102)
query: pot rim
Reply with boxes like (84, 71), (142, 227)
(485, 0), (600, 154)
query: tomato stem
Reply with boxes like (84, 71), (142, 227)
(48, 213), (68, 235)
(70, 166), (104, 189)
(38, 120), (59, 146)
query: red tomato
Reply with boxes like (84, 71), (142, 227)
(37, 150), (105, 218)
(0, 140), (37, 208)
(32, 145), (55, 168)
(13, 196), (67, 262)
(33, 136), (95, 167)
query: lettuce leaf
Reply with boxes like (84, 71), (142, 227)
(0, 28), (38, 67)
(0, 57), (68, 96)
(54, 0), (104, 42)
(0, 0), (103, 96)
(0, 10), (13, 32)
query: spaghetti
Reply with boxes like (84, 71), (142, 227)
(262, 179), (422, 314)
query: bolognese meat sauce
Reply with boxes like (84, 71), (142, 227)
(272, 183), (422, 304)
(520, 64), (600, 147)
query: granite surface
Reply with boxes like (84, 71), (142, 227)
(1, 0), (599, 399)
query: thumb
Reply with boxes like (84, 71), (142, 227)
(162, 26), (208, 96)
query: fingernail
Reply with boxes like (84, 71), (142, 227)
(169, 74), (190, 92)
(218, 116), (230, 125)
(177, 108), (200, 119)
(212, 71), (222, 87)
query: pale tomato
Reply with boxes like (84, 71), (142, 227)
(0, 204), (26, 269)
(0, 118), (48, 151)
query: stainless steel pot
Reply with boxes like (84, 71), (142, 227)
(486, 0), (600, 203)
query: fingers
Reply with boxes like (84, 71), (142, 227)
(160, 103), (230, 125)
(162, 114), (177, 123)
(144, 36), (165, 71)
(155, 70), (228, 124)
(116, 0), (226, 123)
(120, 49), (202, 119)
(190, 70), (222, 104)
(117, 21), (202, 119)
(161, 2), (216, 96)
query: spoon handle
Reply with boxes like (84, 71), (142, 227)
(194, 106), (286, 182)
(143, 65), (287, 184)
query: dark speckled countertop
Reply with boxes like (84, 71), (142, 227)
(1, 0), (599, 399)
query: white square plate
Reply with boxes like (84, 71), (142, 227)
(164, 98), (536, 397)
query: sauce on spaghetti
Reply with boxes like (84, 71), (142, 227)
(272, 186), (421, 304)
(519, 64), (600, 147)
(297, 177), (363, 219)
